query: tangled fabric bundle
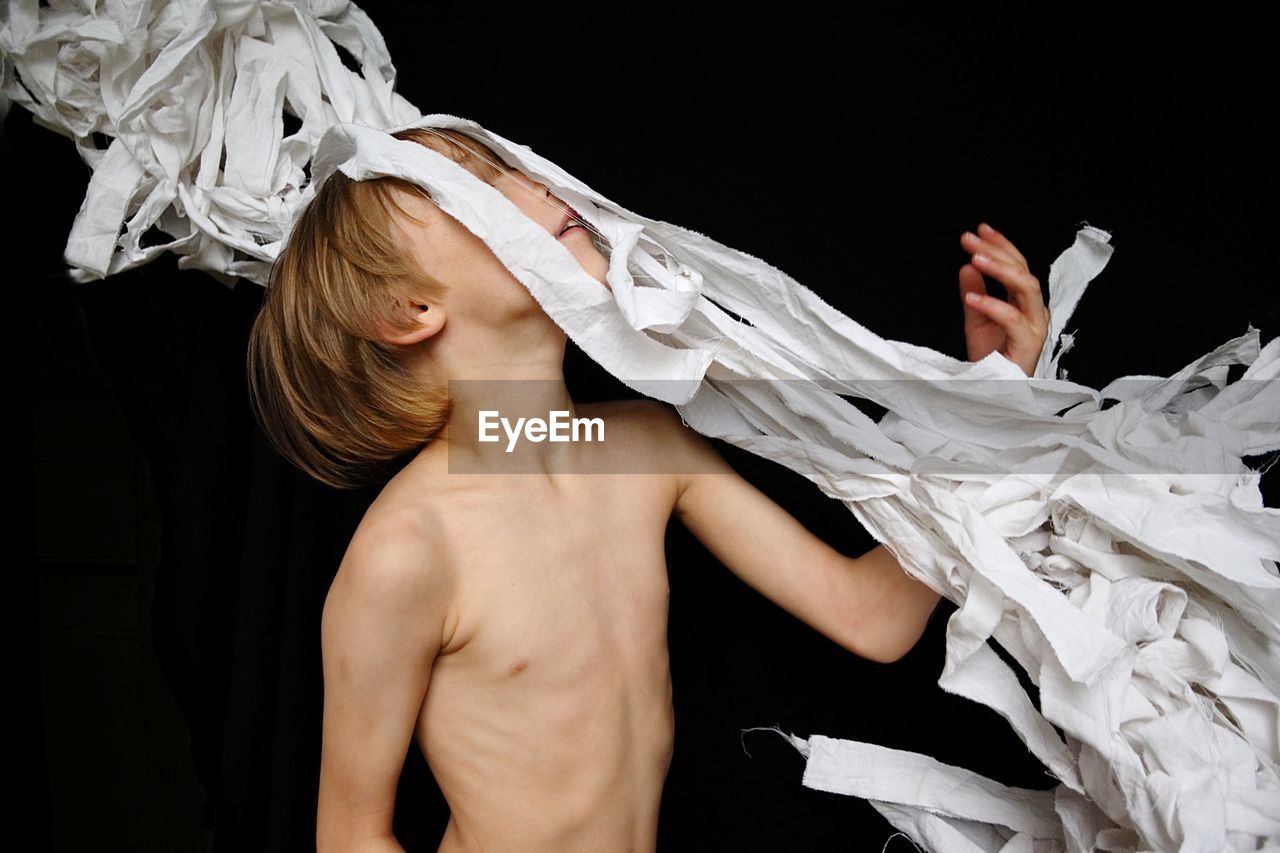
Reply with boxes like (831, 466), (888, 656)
(5, 2), (1278, 850)
(1, 0), (419, 285)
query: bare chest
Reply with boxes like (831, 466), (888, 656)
(438, 473), (675, 681)
(417, 477), (678, 843)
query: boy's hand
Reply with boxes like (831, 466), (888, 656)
(959, 223), (1050, 377)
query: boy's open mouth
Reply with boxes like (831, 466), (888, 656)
(557, 207), (586, 238)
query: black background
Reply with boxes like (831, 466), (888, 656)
(16, 5), (1278, 851)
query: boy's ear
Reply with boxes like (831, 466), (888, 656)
(374, 300), (446, 346)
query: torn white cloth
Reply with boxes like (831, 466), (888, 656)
(4, 2), (1279, 850)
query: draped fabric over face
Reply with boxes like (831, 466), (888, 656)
(5, 2), (1278, 850)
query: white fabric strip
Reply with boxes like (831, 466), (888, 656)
(4, 2), (1278, 849)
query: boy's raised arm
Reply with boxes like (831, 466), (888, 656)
(317, 512), (454, 852)
(648, 401), (941, 664)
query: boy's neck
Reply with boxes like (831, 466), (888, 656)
(433, 370), (582, 473)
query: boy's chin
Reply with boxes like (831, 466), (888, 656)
(584, 256), (611, 289)
(586, 264), (611, 290)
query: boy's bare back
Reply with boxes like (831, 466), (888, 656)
(318, 399), (684, 853)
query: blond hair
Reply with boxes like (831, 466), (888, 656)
(247, 127), (510, 489)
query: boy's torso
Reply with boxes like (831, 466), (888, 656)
(367, 400), (681, 852)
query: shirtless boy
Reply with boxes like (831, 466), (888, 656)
(246, 128), (1050, 852)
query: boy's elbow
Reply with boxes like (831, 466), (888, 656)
(843, 625), (897, 665)
(885, 580), (943, 664)
(851, 606), (936, 665)
(856, 638), (908, 666)
(872, 640), (914, 665)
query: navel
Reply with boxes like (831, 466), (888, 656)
(507, 655), (530, 676)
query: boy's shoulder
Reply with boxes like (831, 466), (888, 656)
(340, 497), (452, 583)
(324, 498), (454, 644)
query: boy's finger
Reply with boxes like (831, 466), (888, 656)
(971, 254), (1041, 313)
(961, 232), (1023, 272)
(977, 223), (1028, 270)
(965, 289), (1025, 332)
(966, 293), (1040, 371)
